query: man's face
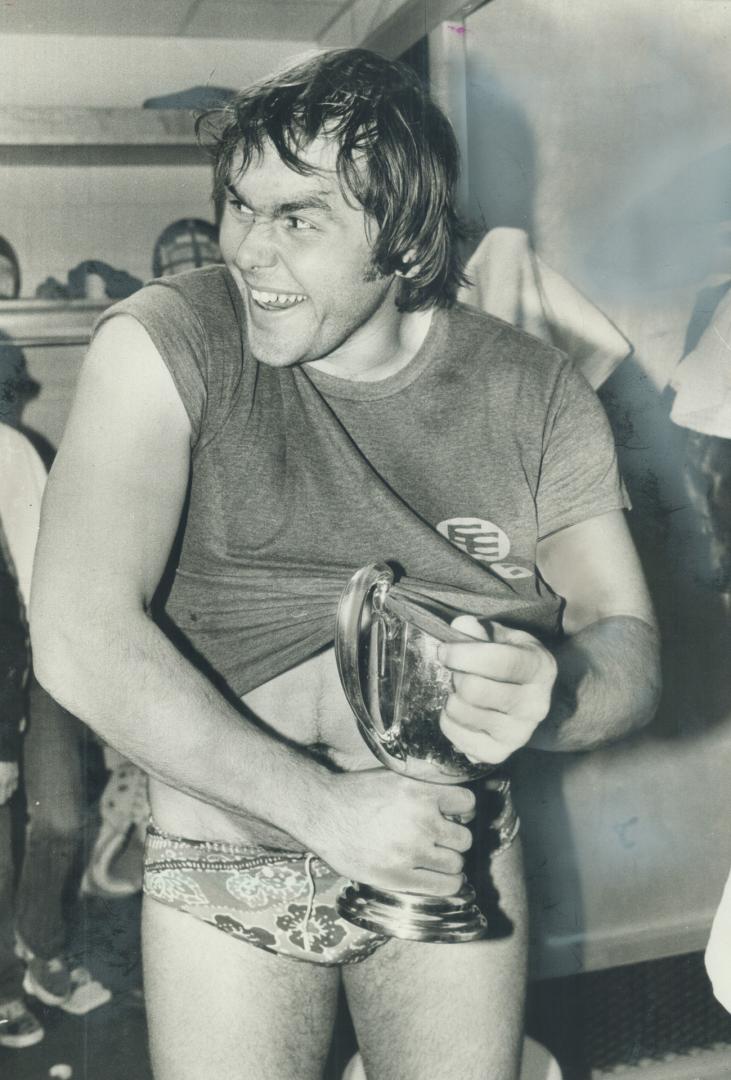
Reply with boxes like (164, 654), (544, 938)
(218, 136), (397, 370)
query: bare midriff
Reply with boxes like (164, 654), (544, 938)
(148, 644), (377, 851)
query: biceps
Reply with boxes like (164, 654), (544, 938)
(536, 510), (656, 634)
(33, 318), (192, 615)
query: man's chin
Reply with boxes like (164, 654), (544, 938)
(245, 331), (306, 369)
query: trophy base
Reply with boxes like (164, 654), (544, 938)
(337, 882), (488, 943)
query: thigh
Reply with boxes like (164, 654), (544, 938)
(342, 839), (528, 1080)
(142, 896), (342, 1080)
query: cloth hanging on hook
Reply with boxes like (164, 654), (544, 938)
(458, 226), (632, 390)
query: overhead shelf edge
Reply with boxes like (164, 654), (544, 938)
(0, 106), (201, 146)
(0, 299), (108, 346)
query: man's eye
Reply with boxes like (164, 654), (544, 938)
(287, 216), (315, 231)
(227, 199), (254, 219)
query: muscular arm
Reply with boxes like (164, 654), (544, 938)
(531, 510), (660, 751)
(439, 510), (660, 760)
(30, 316), (327, 842)
(30, 316), (473, 896)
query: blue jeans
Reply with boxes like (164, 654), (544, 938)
(0, 675), (87, 1001)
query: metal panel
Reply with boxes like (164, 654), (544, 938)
(184, 0), (342, 41)
(321, 0), (492, 57)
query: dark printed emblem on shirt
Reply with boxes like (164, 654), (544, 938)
(436, 517), (534, 580)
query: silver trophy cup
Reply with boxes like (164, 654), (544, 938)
(334, 563), (494, 943)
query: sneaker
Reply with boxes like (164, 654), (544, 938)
(58, 967), (112, 1016)
(17, 935), (112, 1015)
(23, 955), (72, 1006)
(0, 998), (44, 1049)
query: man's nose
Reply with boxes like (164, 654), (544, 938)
(233, 219), (277, 272)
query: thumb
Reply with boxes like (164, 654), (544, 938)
(488, 620), (540, 647)
(450, 614), (491, 641)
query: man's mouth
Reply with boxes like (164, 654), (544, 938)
(249, 287), (308, 311)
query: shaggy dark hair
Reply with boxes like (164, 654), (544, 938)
(195, 49), (470, 311)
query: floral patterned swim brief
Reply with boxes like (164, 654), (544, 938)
(143, 824), (388, 965)
(143, 777), (518, 966)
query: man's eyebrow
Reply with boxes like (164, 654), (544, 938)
(225, 183), (253, 208)
(225, 184), (333, 216)
(276, 193), (333, 216)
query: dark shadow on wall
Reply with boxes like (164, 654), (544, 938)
(465, 65), (537, 243)
(600, 356), (731, 741)
(584, 146), (731, 703)
(596, 136), (731, 740)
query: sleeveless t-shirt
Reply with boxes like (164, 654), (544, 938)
(96, 266), (628, 698)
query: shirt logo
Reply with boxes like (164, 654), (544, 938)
(436, 517), (510, 563)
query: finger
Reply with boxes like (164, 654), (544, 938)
(436, 821), (474, 853)
(450, 614), (490, 641)
(440, 640), (549, 685)
(444, 694), (540, 739)
(451, 672), (520, 713)
(443, 807), (477, 826)
(488, 621), (542, 646)
(433, 815), (473, 850)
(426, 845), (465, 876)
(440, 713), (512, 765)
(363, 864), (464, 898)
(407, 869), (465, 899)
(437, 785), (476, 820)
(443, 695), (522, 736)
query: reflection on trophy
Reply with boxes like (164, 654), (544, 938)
(335, 563), (494, 943)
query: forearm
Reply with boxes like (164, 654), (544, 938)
(30, 606), (330, 844)
(529, 615), (661, 752)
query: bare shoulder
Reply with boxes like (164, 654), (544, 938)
(51, 312), (191, 483)
(33, 314), (193, 613)
(77, 313), (191, 423)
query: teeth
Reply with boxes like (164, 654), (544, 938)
(251, 288), (307, 307)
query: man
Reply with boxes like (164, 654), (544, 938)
(31, 49), (660, 1080)
(0, 422), (111, 1027)
(0, 520), (44, 1048)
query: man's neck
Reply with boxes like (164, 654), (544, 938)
(307, 305), (435, 383)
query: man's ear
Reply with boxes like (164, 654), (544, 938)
(395, 247), (422, 279)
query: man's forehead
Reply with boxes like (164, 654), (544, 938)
(226, 140), (372, 224)
(228, 136), (341, 190)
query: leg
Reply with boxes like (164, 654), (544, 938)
(142, 896), (342, 1080)
(0, 802), (23, 1002)
(342, 839), (528, 1080)
(15, 676), (86, 959)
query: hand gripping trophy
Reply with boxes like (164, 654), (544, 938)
(334, 563), (495, 943)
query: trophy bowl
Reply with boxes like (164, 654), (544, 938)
(334, 563), (494, 943)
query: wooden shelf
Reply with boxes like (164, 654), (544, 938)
(0, 299), (108, 347)
(0, 106), (199, 147)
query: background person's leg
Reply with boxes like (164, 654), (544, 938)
(342, 840), (528, 1080)
(15, 675), (86, 962)
(0, 801), (44, 1048)
(0, 802), (23, 1002)
(142, 896), (342, 1080)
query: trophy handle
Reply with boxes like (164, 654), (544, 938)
(335, 563), (402, 765)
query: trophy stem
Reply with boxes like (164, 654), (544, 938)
(337, 882), (488, 943)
